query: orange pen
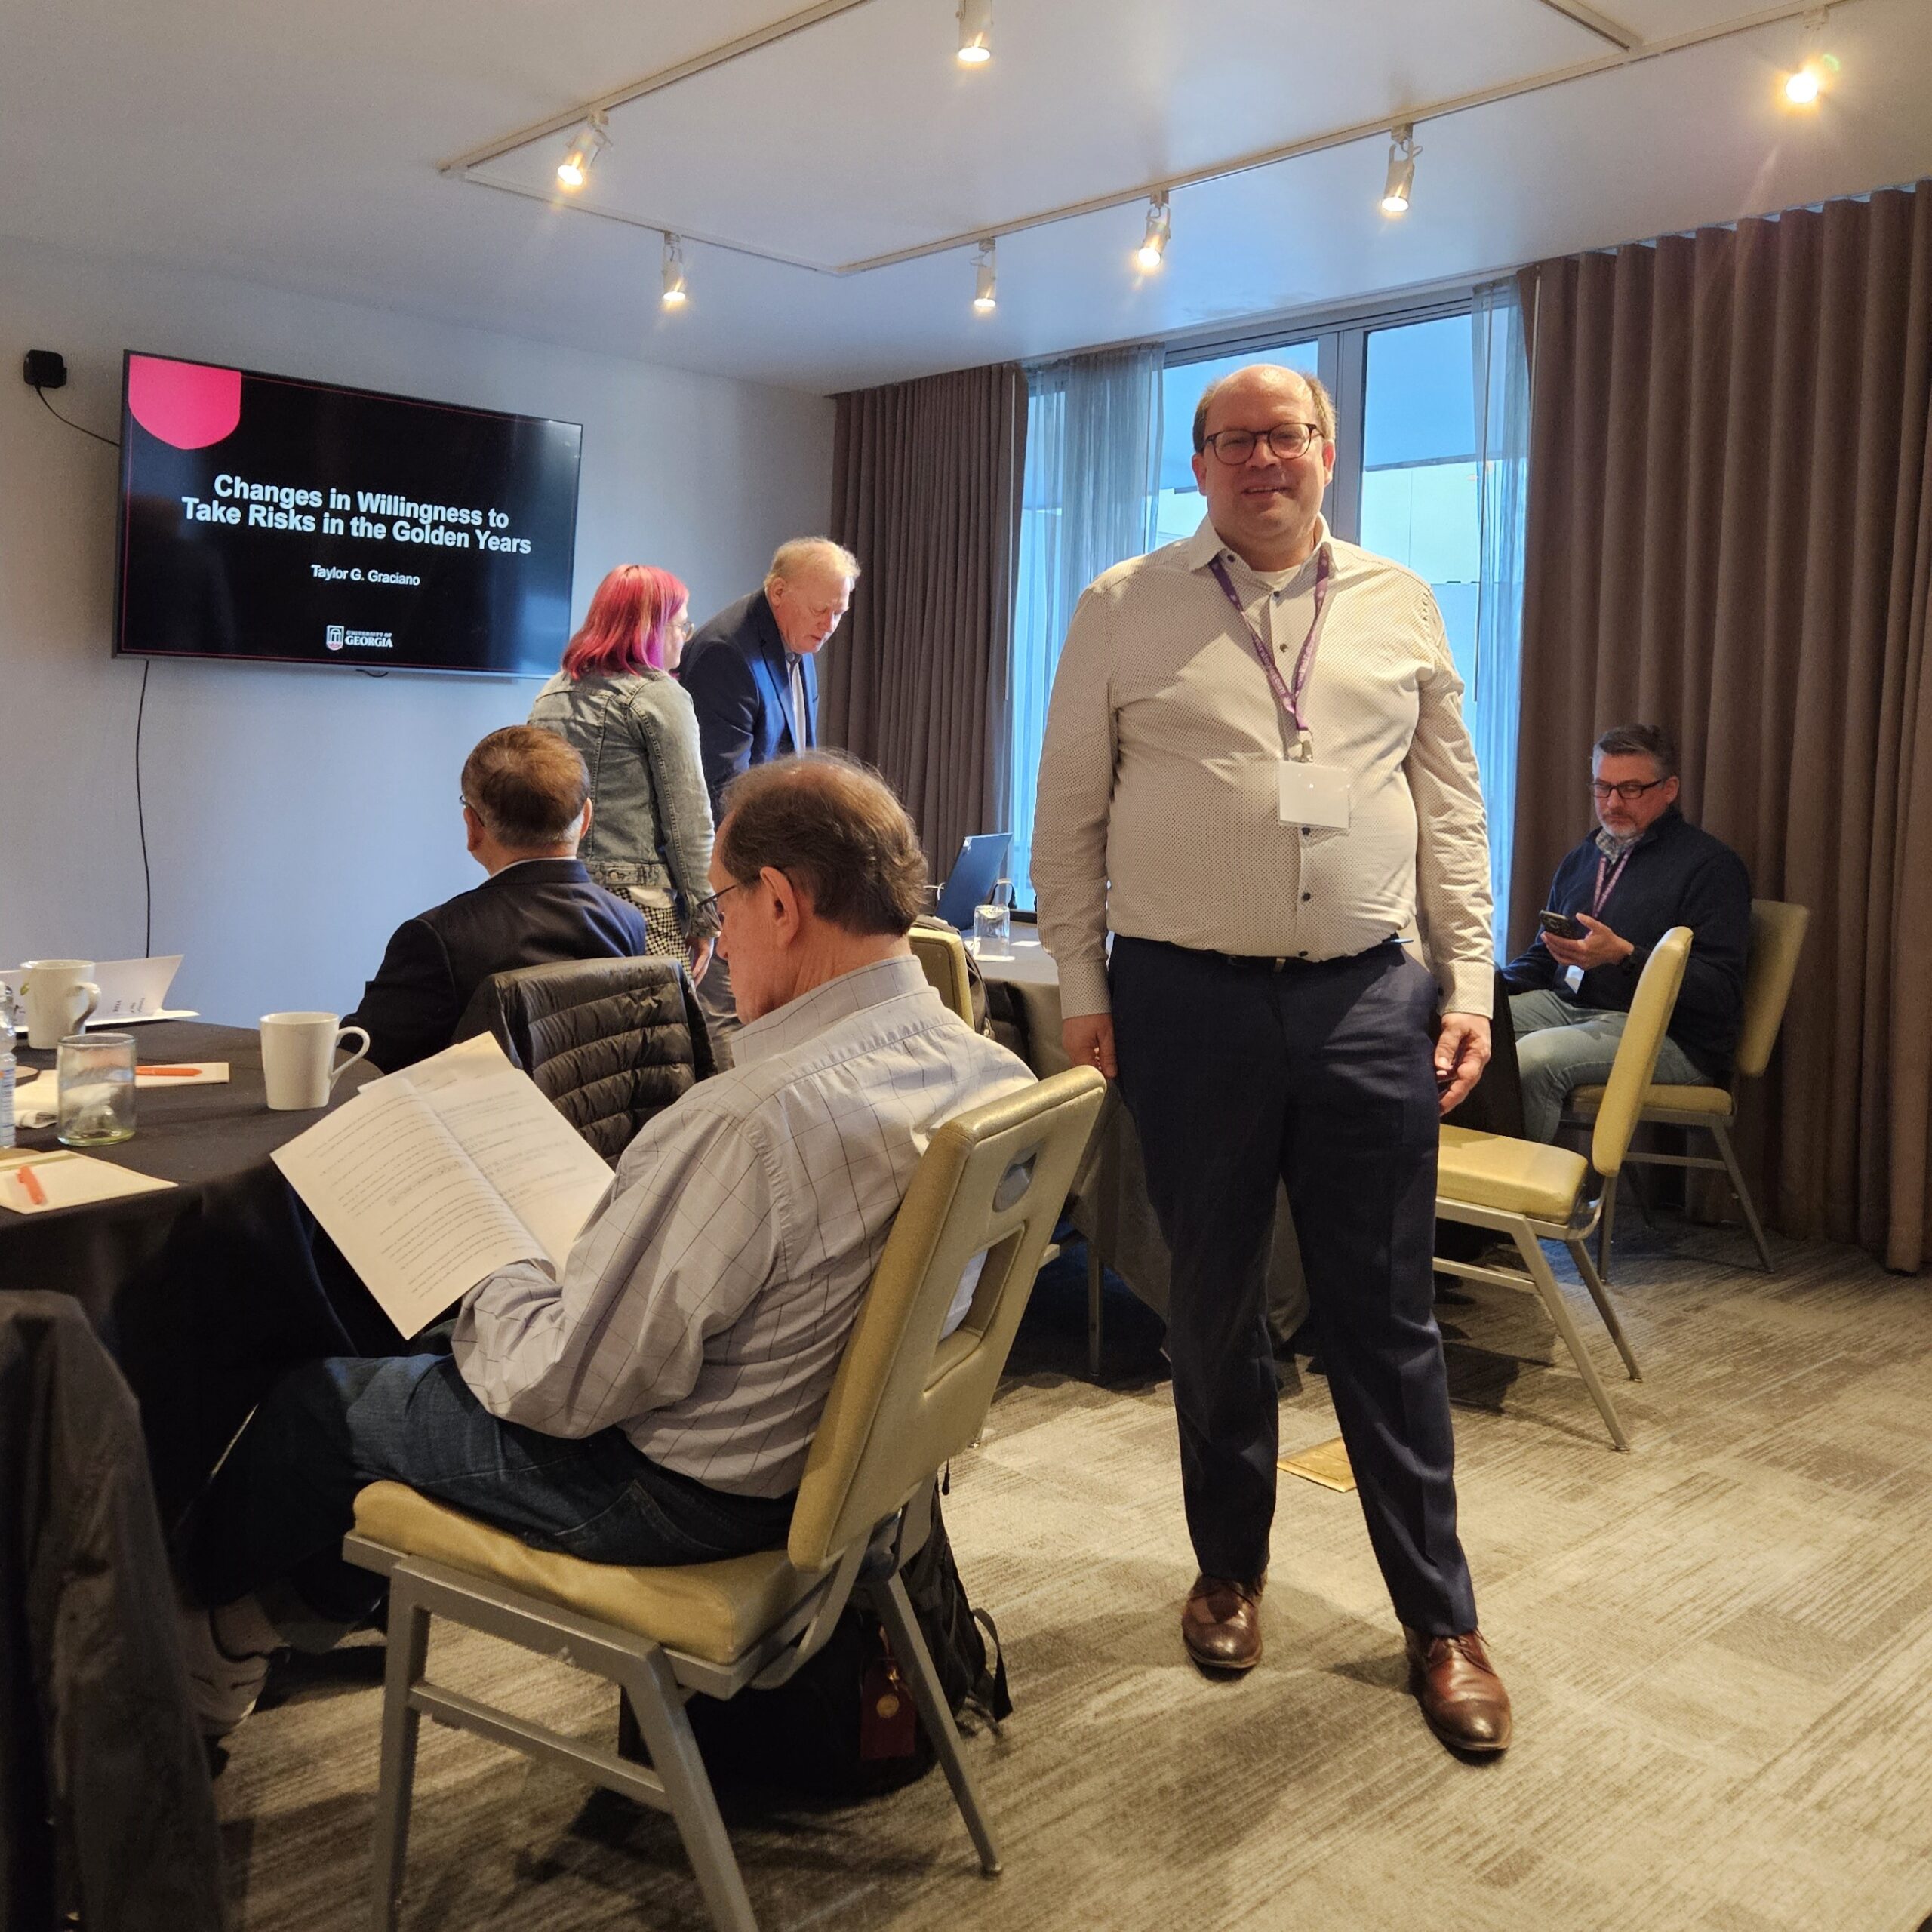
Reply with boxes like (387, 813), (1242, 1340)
(141, 1066), (203, 1076)
(17, 1164), (46, 1205)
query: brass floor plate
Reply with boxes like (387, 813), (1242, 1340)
(1278, 1437), (1355, 1492)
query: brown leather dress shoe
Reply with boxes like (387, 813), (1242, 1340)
(1403, 1627), (1512, 1753)
(1183, 1574), (1264, 1672)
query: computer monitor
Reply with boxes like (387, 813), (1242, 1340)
(934, 832), (1012, 930)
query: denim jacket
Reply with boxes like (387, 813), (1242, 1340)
(528, 669), (717, 934)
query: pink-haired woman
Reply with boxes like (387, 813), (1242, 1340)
(528, 564), (715, 979)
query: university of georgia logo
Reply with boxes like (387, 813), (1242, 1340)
(325, 624), (346, 651)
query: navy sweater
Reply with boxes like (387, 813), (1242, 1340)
(1501, 807), (1752, 1080)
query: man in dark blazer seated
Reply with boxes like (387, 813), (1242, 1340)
(680, 538), (860, 1054)
(346, 725), (647, 1073)
(681, 537), (861, 821)
(1503, 721), (1751, 1141)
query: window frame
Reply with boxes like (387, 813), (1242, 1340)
(1159, 288), (1480, 542)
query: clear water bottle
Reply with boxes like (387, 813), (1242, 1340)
(0, 983), (15, 1151)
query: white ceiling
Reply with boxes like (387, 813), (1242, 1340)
(2, 0), (1929, 395)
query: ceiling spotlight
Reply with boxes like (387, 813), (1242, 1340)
(957, 0), (992, 66)
(972, 238), (998, 313)
(1380, 124), (1417, 215)
(660, 233), (688, 309)
(557, 114), (608, 191)
(1135, 194), (1171, 272)
(1782, 8), (1835, 105)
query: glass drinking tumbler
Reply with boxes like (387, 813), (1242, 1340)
(57, 1030), (137, 1146)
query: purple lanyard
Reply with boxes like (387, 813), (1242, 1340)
(1591, 848), (1632, 918)
(1208, 548), (1332, 754)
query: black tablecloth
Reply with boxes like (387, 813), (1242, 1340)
(0, 1020), (392, 1524)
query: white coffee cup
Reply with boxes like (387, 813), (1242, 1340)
(260, 1011), (371, 1110)
(20, 960), (102, 1051)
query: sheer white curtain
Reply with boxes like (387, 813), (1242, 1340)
(1008, 344), (1163, 907)
(1469, 279), (1531, 955)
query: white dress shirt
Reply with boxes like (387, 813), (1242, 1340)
(451, 955), (1032, 1497)
(1032, 514), (1493, 1020)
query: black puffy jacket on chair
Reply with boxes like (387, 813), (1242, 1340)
(0, 1294), (226, 1931)
(455, 955), (717, 1163)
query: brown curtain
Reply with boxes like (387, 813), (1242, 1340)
(822, 363), (1027, 875)
(1512, 182), (1932, 1270)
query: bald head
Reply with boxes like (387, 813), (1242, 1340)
(1189, 364), (1337, 574)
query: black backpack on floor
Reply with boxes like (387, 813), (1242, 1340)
(680, 1498), (1011, 1801)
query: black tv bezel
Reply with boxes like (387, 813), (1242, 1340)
(112, 349), (583, 680)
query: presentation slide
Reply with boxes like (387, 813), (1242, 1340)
(115, 353), (582, 677)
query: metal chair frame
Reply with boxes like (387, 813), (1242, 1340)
(1435, 928), (1691, 1453)
(1565, 899), (1809, 1282)
(342, 1521), (977, 1932)
(1432, 1190), (1640, 1451)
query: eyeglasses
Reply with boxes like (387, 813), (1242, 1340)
(668, 615), (694, 644)
(691, 880), (749, 926)
(1202, 422), (1324, 465)
(1592, 778), (1669, 802)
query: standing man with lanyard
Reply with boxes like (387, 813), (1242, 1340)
(1032, 363), (1509, 1755)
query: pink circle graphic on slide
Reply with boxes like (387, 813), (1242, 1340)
(127, 355), (243, 450)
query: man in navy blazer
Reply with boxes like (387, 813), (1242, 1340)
(346, 726), (647, 1072)
(681, 538), (860, 823)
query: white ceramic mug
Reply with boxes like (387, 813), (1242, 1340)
(260, 1011), (371, 1110)
(20, 960), (101, 1051)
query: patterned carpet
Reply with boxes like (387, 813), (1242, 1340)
(215, 1213), (1932, 1932)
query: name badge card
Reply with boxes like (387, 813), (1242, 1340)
(1278, 761), (1351, 829)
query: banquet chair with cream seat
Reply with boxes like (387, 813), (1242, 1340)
(1564, 898), (1809, 1281)
(341, 1065), (1109, 1932)
(1434, 927), (1691, 1452)
(908, 918), (977, 1026)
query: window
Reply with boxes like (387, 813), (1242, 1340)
(1360, 315), (1480, 694)
(1011, 295), (1524, 945)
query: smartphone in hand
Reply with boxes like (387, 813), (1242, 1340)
(1538, 909), (1586, 940)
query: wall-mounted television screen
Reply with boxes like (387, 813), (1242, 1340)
(114, 352), (582, 677)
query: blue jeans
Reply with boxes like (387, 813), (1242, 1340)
(180, 1352), (795, 1624)
(1511, 989), (1710, 1143)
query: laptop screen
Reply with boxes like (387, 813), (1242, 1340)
(934, 834), (1012, 930)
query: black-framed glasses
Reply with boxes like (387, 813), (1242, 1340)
(1202, 422), (1324, 465)
(1592, 778), (1668, 802)
(690, 880), (749, 926)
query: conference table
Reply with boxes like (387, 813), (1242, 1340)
(972, 934), (1310, 1371)
(0, 1019), (389, 1524)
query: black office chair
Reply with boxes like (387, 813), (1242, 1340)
(456, 955), (715, 1162)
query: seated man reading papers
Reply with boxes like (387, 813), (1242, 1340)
(177, 753), (1032, 1738)
(346, 724), (650, 1073)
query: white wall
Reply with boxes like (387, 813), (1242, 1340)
(0, 235), (833, 1025)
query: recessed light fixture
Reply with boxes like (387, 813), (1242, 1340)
(972, 238), (998, 312)
(1136, 194), (1171, 272)
(661, 234), (688, 309)
(1380, 124), (1417, 215)
(556, 114), (608, 192)
(1782, 8), (1835, 105)
(957, 0), (992, 66)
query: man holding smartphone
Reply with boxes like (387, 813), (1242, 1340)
(1502, 724), (1752, 1141)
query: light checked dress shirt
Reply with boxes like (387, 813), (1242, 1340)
(452, 955), (1032, 1496)
(1032, 513), (1494, 1020)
